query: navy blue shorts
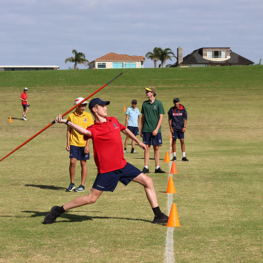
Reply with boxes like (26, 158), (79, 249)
(172, 131), (185, 140)
(69, 145), (90, 161)
(93, 162), (141, 192)
(127, 126), (139, 136)
(22, 105), (29, 110)
(143, 132), (162, 146)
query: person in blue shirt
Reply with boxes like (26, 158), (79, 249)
(168, 98), (189, 161)
(124, 99), (141, 154)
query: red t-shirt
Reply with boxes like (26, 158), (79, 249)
(84, 117), (127, 173)
(20, 92), (28, 105)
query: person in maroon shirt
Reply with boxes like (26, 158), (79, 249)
(44, 98), (168, 225)
(20, 87), (30, 121)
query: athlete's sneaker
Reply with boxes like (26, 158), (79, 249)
(74, 185), (85, 192)
(43, 206), (62, 224)
(66, 183), (75, 192)
(155, 167), (166, 173)
(142, 167), (149, 173)
(22, 117), (27, 121)
(182, 157), (189, 161)
(152, 214), (169, 224)
(123, 150), (127, 154)
(171, 156), (176, 161)
(131, 150), (138, 154)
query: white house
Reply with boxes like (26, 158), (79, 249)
(89, 52), (145, 69)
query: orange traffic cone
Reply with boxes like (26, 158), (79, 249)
(170, 161), (178, 174)
(123, 106), (126, 111)
(169, 133), (172, 140)
(171, 147), (173, 154)
(9, 116), (12, 122)
(164, 151), (170, 162)
(166, 176), (177, 193)
(166, 203), (181, 227)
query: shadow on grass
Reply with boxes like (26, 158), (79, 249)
(25, 184), (65, 191)
(20, 210), (151, 224)
(8, 117), (24, 121)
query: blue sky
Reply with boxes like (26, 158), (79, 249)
(0, 0), (262, 69)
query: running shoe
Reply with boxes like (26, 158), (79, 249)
(131, 150), (138, 154)
(43, 206), (62, 224)
(152, 214), (169, 224)
(74, 185), (85, 192)
(123, 150), (127, 154)
(171, 156), (176, 161)
(155, 167), (166, 173)
(66, 183), (75, 192)
(142, 167), (149, 173)
(182, 157), (189, 161)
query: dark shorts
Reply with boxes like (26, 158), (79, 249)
(69, 145), (90, 161)
(93, 162), (141, 192)
(127, 126), (139, 136)
(172, 131), (185, 140)
(143, 132), (162, 146)
(22, 104), (29, 110)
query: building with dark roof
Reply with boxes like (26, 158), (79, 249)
(0, 65), (59, 71)
(172, 47), (254, 67)
(89, 52), (145, 69)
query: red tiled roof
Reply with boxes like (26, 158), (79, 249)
(94, 52), (145, 62)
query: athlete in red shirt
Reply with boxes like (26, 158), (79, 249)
(20, 87), (30, 121)
(44, 98), (168, 225)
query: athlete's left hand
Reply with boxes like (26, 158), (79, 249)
(55, 114), (66, 123)
(152, 129), (158, 136)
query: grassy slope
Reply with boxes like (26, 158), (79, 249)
(0, 66), (262, 262)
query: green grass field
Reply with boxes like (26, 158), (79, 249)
(0, 66), (262, 262)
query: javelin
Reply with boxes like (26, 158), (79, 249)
(0, 72), (123, 162)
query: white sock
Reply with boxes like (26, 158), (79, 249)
(156, 166), (160, 169)
(144, 166), (148, 169)
(183, 152), (186, 157)
(173, 152), (176, 157)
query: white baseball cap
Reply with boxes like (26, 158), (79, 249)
(74, 97), (87, 105)
(24, 87), (28, 91)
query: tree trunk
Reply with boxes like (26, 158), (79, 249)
(154, 60), (157, 68)
(74, 62), (77, 69)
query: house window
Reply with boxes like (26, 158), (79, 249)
(97, 63), (106, 69)
(207, 51), (226, 59)
(113, 62), (123, 68)
(125, 62), (136, 68)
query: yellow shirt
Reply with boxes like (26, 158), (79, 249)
(67, 111), (94, 147)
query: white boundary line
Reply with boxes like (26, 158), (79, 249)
(165, 152), (175, 263)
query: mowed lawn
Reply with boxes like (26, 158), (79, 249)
(0, 67), (262, 262)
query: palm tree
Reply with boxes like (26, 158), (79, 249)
(145, 47), (162, 68)
(159, 48), (176, 68)
(65, 49), (89, 69)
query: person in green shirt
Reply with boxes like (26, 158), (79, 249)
(140, 87), (166, 173)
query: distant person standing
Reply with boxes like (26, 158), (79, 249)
(123, 99), (141, 154)
(66, 97), (94, 192)
(168, 98), (189, 161)
(20, 87), (29, 121)
(140, 87), (165, 173)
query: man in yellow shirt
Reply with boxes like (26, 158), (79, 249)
(66, 97), (94, 192)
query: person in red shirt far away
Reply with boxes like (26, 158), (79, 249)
(20, 87), (30, 121)
(44, 98), (168, 225)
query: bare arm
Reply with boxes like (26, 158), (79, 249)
(66, 126), (71, 151)
(182, 119), (187, 133)
(138, 115), (141, 130)
(169, 119), (174, 133)
(55, 114), (92, 138)
(122, 128), (147, 150)
(152, 114), (163, 136)
(125, 114), (129, 127)
(140, 114), (145, 137)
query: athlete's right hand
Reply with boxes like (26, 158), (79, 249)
(55, 114), (66, 123)
(66, 145), (70, 152)
(138, 141), (147, 151)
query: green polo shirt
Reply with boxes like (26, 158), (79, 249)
(141, 98), (165, 133)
